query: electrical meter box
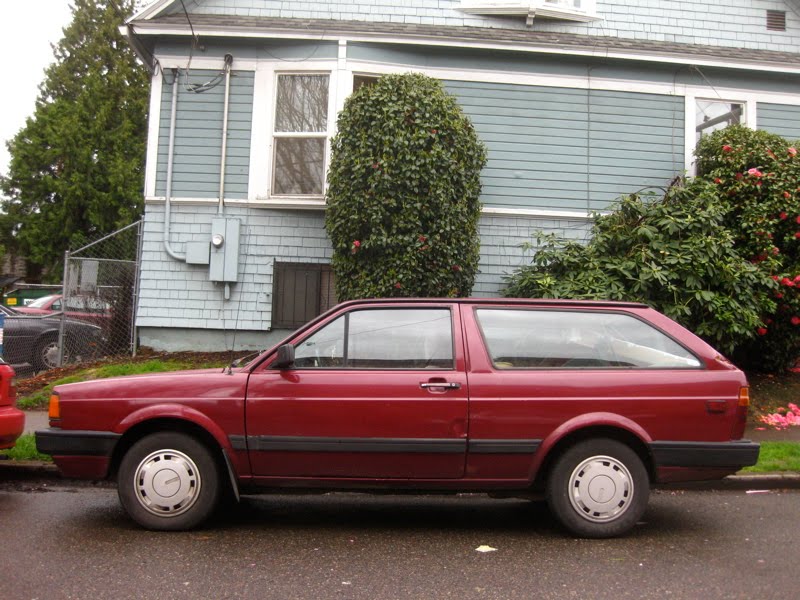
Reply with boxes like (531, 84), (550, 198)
(209, 217), (240, 283)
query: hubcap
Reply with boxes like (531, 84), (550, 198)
(133, 449), (201, 517)
(568, 454), (634, 523)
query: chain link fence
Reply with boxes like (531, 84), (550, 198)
(1, 221), (142, 372)
(54, 221), (143, 369)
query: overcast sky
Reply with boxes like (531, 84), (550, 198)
(0, 1), (74, 178)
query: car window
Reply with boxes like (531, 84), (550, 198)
(292, 308), (454, 369)
(475, 309), (701, 369)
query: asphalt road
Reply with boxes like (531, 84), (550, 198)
(0, 482), (796, 600)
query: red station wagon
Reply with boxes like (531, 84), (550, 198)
(35, 299), (759, 537)
(0, 360), (24, 450)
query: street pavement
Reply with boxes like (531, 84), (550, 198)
(0, 484), (798, 599)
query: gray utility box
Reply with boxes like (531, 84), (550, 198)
(209, 217), (240, 283)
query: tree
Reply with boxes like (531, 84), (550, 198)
(0, 0), (149, 277)
(325, 73), (487, 300)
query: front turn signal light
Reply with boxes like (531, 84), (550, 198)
(48, 393), (61, 420)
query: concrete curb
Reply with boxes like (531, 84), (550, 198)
(2, 460), (799, 490)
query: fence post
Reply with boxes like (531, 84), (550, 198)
(57, 249), (70, 368)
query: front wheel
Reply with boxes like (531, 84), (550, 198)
(546, 438), (649, 538)
(118, 432), (221, 531)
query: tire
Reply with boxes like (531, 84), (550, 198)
(32, 335), (67, 371)
(117, 432), (222, 531)
(546, 438), (649, 538)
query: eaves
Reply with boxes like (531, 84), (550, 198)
(124, 14), (800, 75)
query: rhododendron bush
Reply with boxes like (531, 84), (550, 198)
(507, 125), (800, 372)
(325, 73), (486, 300)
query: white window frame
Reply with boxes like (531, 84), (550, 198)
(248, 60), (341, 207)
(684, 94), (757, 175)
(459, 0), (600, 22)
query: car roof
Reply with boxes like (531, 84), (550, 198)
(332, 297), (649, 310)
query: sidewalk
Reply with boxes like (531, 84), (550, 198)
(5, 411), (800, 489)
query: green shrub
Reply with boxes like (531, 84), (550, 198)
(325, 73), (487, 300)
(504, 180), (775, 356)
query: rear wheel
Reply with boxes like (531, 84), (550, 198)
(546, 438), (649, 538)
(32, 335), (69, 371)
(118, 432), (221, 531)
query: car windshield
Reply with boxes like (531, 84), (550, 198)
(27, 295), (58, 308)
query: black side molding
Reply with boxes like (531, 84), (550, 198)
(651, 440), (760, 469)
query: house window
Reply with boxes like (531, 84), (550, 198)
(272, 262), (337, 329)
(696, 99), (743, 143)
(272, 74), (330, 196)
(353, 74), (380, 91)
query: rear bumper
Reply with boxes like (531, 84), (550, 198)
(0, 406), (25, 449)
(651, 440), (760, 468)
(35, 429), (121, 479)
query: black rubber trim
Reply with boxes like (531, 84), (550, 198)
(228, 435), (247, 451)
(468, 439), (541, 454)
(247, 435), (466, 454)
(35, 429), (121, 457)
(650, 440), (760, 468)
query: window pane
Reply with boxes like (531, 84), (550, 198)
(476, 309), (700, 369)
(347, 309), (453, 369)
(275, 74), (329, 133)
(294, 316), (345, 368)
(273, 138), (325, 195)
(696, 100), (742, 142)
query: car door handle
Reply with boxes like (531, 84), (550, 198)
(420, 382), (461, 390)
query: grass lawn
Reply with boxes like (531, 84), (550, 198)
(1, 434), (52, 462)
(741, 442), (800, 473)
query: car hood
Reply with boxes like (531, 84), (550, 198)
(53, 367), (246, 398)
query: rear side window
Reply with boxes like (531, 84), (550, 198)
(475, 309), (701, 369)
(294, 308), (454, 369)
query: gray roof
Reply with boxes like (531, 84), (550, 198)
(138, 13), (800, 69)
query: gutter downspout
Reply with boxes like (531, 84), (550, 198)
(164, 70), (185, 261)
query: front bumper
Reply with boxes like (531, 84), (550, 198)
(35, 429), (121, 479)
(0, 406), (25, 449)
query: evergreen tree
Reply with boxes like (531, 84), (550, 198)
(0, 0), (149, 276)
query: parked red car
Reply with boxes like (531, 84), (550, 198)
(14, 294), (112, 327)
(0, 360), (24, 450)
(36, 299), (759, 537)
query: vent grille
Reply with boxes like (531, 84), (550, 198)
(767, 10), (786, 31)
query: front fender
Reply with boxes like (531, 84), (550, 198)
(114, 404), (235, 454)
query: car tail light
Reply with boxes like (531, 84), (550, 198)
(48, 393), (61, 420)
(0, 366), (16, 407)
(732, 386), (750, 439)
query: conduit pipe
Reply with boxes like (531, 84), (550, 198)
(163, 70), (185, 261)
(218, 54), (233, 215)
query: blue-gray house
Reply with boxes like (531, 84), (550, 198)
(124, 0), (800, 351)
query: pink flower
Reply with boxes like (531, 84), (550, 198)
(784, 191), (791, 199)
(723, 145), (733, 153)
(772, 275), (780, 281)
(780, 212), (788, 220)
(452, 265), (462, 272)
(418, 235), (427, 243)
(795, 232), (800, 239)
(714, 177), (722, 184)
(789, 147), (797, 156)
(792, 316), (800, 326)
(782, 277), (796, 286)
(394, 282), (402, 289)
(747, 168), (763, 177)
(757, 327), (768, 336)
(351, 240), (361, 254)
(735, 172), (743, 180)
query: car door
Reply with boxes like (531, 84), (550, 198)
(245, 303), (469, 479)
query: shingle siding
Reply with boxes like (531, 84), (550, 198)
(757, 103), (800, 140)
(173, 0), (800, 51)
(155, 70), (254, 199)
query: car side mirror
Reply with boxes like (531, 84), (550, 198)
(272, 344), (295, 369)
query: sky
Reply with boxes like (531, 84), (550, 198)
(0, 1), (74, 178)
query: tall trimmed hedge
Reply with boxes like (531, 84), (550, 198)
(325, 73), (487, 300)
